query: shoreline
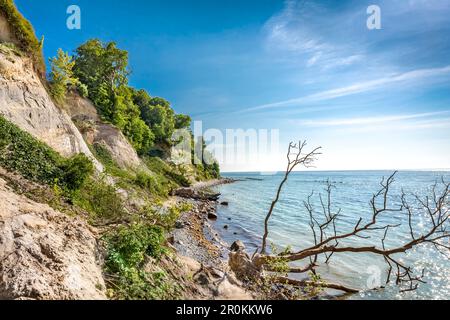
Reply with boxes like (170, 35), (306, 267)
(169, 177), (254, 299)
(171, 178), (237, 266)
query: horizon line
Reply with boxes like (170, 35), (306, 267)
(221, 168), (450, 174)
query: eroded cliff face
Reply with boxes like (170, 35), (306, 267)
(0, 171), (106, 300)
(64, 93), (143, 170)
(0, 45), (103, 171)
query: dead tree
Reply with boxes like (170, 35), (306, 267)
(252, 142), (450, 294)
(260, 141), (322, 254)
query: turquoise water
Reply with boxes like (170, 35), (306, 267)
(212, 171), (450, 300)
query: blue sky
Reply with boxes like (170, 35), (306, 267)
(15, 0), (450, 171)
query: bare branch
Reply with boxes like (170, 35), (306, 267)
(260, 141), (322, 254)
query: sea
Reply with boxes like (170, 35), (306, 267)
(210, 170), (450, 300)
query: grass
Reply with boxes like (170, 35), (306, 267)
(0, 0), (45, 75)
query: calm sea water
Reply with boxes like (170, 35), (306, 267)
(211, 171), (450, 300)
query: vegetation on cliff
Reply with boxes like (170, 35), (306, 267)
(0, 116), (93, 192)
(0, 0), (45, 74)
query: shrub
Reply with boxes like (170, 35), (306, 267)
(61, 154), (94, 191)
(104, 223), (180, 300)
(76, 82), (89, 98)
(136, 171), (171, 198)
(106, 223), (166, 271)
(73, 178), (125, 223)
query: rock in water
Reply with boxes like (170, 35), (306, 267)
(207, 212), (218, 220)
(220, 201), (229, 206)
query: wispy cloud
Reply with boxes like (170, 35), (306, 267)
(292, 111), (450, 127)
(240, 65), (450, 113)
(264, 0), (364, 70)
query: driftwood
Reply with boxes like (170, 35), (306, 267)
(231, 140), (450, 296)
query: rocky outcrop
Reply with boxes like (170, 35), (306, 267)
(0, 45), (102, 171)
(0, 176), (106, 300)
(64, 93), (142, 170)
(93, 123), (142, 169)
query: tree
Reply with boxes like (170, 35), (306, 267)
(73, 39), (129, 121)
(135, 95), (175, 144)
(73, 40), (154, 154)
(231, 141), (450, 296)
(174, 114), (191, 129)
(49, 49), (76, 103)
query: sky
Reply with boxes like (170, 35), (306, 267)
(14, 0), (450, 172)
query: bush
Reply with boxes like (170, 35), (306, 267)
(0, 116), (92, 191)
(144, 156), (191, 188)
(135, 171), (166, 196)
(76, 82), (89, 98)
(73, 178), (125, 223)
(106, 223), (166, 271)
(104, 223), (180, 300)
(61, 154), (94, 191)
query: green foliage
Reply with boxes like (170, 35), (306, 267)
(106, 223), (166, 269)
(61, 154), (94, 191)
(134, 93), (174, 144)
(174, 114), (191, 129)
(132, 89), (191, 145)
(73, 39), (129, 97)
(0, 116), (91, 191)
(76, 81), (89, 98)
(191, 136), (221, 180)
(72, 178), (126, 223)
(104, 223), (180, 300)
(0, 0), (45, 74)
(49, 49), (76, 103)
(142, 202), (193, 231)
(73, 40), (154, 154)
(144, 156), (191, 188)
(134, 171), (167, 197)
(267, 243), (291, 274)
(91, 143), (114, 167)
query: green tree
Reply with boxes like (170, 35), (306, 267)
(174, 114), (191, 129)
(73, 40), (154, 154)
(49, 49), (76, 103)
(73, 39), (129, 121)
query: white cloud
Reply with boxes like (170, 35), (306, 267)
(292, 111), (450, 127)
(264, 0), (363, 70)
(242, 65), (450, 112)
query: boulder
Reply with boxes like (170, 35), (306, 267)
(228, 251), (260, 280)
(207, 212), (218, 220)
(230, 240), (245, 252)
